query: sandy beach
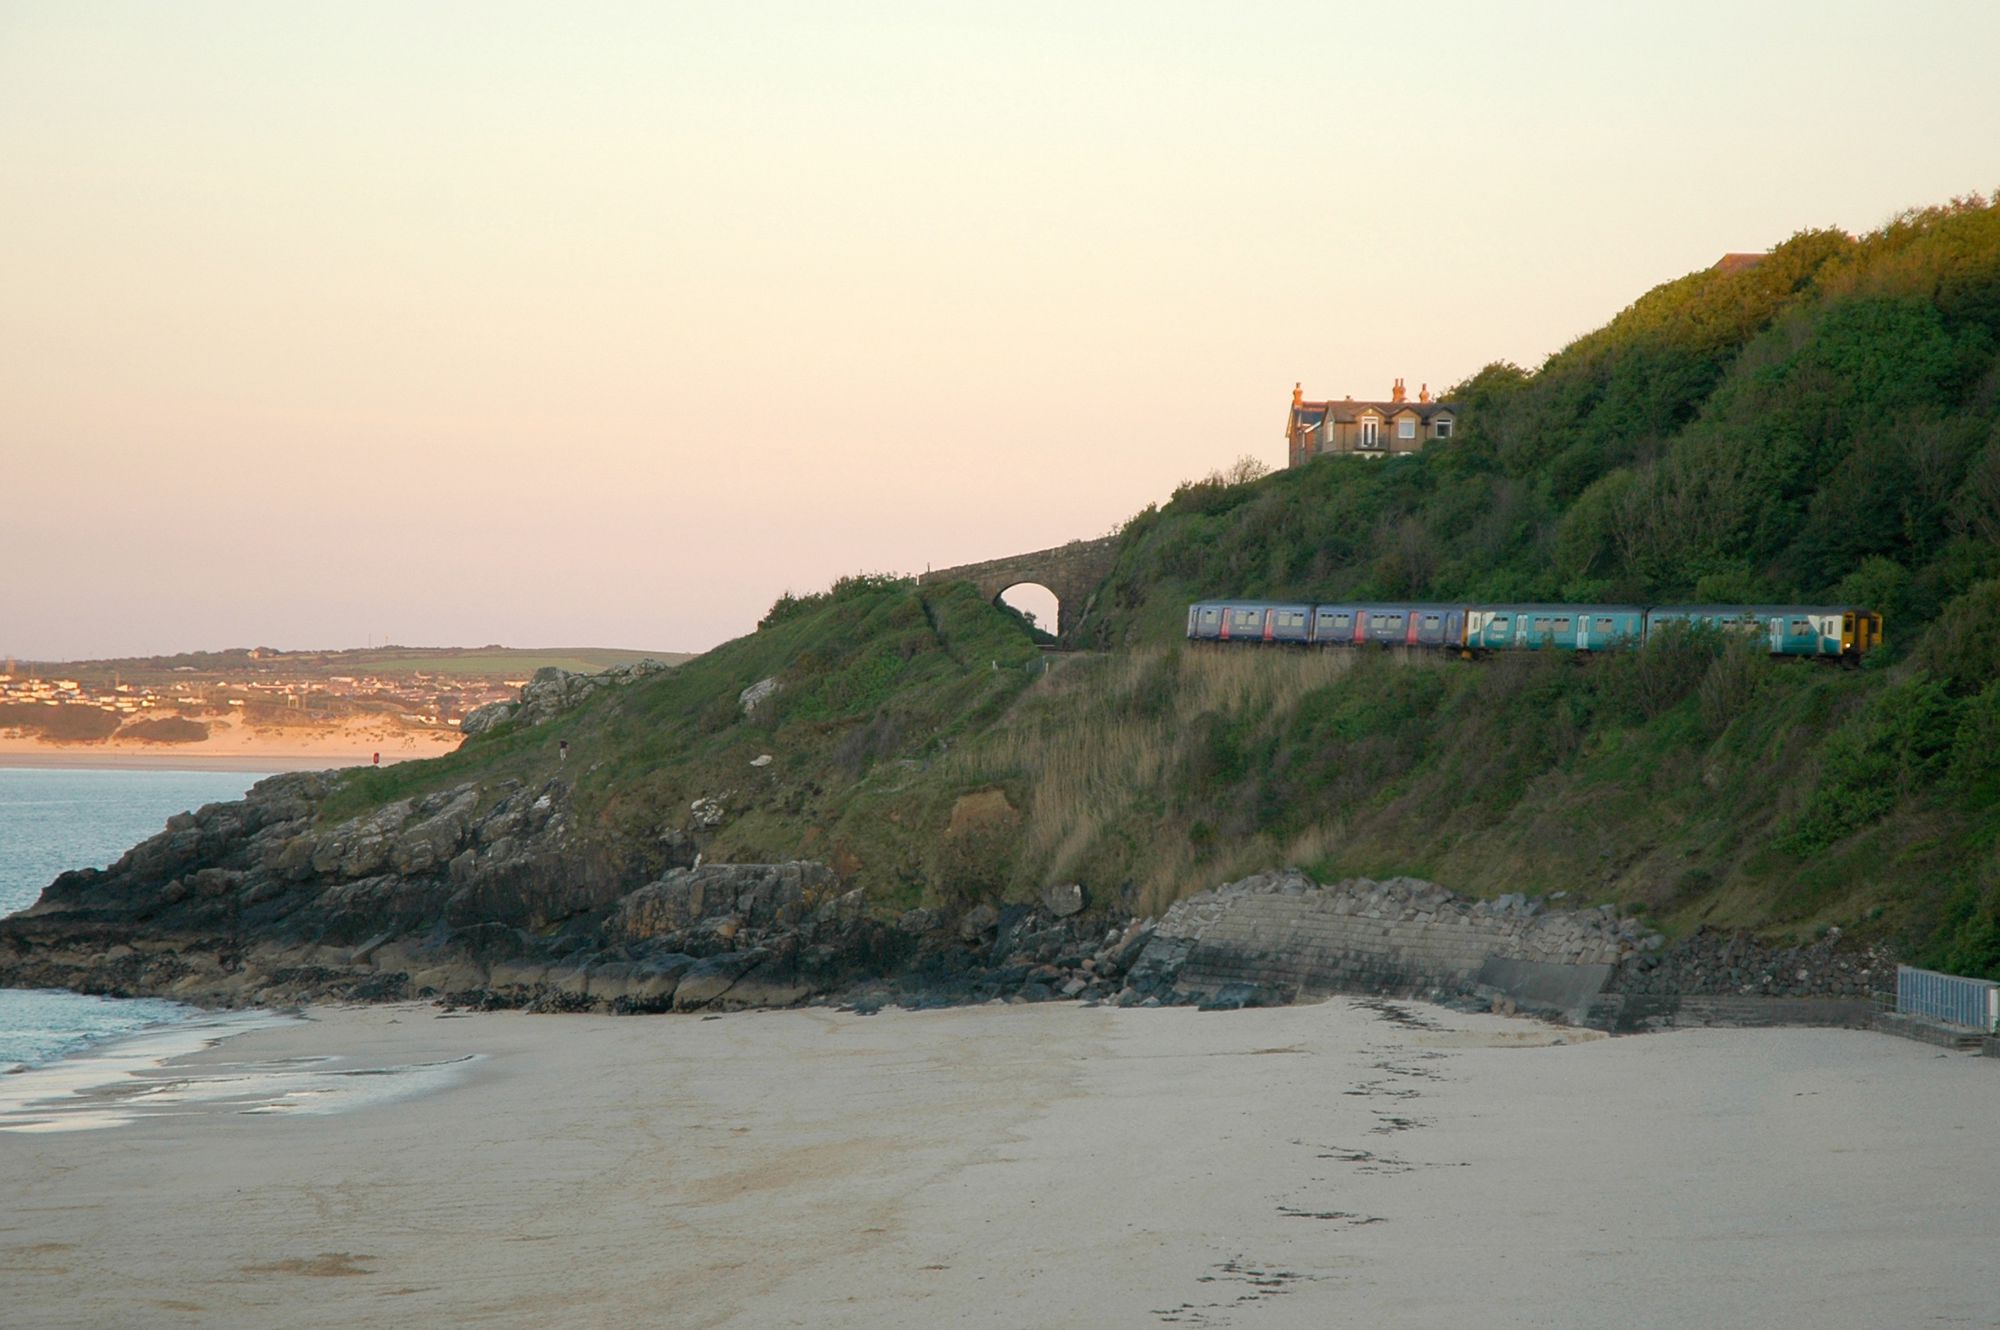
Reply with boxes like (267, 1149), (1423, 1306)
(0, 1000), (1994, 1329)
(0, 713), (462, 772)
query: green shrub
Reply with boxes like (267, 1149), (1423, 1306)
(1915, 578), (2000, 694)
(1785, 674), (1962, 851)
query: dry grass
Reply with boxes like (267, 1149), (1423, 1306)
(939, 647), (1362, 913)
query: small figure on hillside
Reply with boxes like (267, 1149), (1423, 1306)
(559, 740), (569, 764)
(371, 752), (380, 766)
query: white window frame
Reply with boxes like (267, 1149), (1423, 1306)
(1398, 417), (1416, 440)
(1433, 417), (1453, 438)
(1359, 416), (1380, 447)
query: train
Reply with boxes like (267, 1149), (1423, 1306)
(1185, 600), (1884, 661)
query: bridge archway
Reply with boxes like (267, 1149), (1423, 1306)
(917, 535), (1121, 642)
(996, 582), (1060, 641)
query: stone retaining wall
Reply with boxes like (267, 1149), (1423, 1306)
(1123, 871), (1898, 1031)
(1147, 872), (1652, 1007)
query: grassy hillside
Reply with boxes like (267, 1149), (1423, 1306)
(323, 196), (2000, 976)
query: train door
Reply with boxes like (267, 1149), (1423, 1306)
(1445, 609), (1464, 648)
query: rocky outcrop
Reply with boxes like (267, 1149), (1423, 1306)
(0, 769), (1120, 1014)
(1609, 925), (1894, 1000)
(460, 659), (676, 736)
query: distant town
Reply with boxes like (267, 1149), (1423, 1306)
(0, 663), (510, 730)
(0, 645), (686, 745)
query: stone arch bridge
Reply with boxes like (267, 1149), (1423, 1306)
(918, 535), (1122, 639)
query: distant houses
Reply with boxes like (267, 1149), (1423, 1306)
(1286, 379), (1459, 467)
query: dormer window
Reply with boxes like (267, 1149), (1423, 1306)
(1433, 418), (1454, 438)
(1398, 417), (1416, 440)
(1359, 417), (1380, 447)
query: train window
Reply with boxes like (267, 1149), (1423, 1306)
(1553, 617), (1572, 632)
(1382, 614), (1404, 627)
(1330, 613), (1351, 627)
(1533, 617), (1550, 632)
(1789, 619), (1811, 635)
(1490, 615), (1510, 630)
(1423, 615), (1439, 627)
(1595, 617), (1614, 631)
(1232, 610), (1260, 626)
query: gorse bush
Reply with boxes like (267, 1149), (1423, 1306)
(760, 573), (916, 630)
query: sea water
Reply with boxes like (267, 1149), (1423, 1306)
(0, 766), (274, 1072)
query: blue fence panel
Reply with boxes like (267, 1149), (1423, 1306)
(1896, 965), (1999, 1031)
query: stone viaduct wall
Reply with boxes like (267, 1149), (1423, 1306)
(918, 536), (1121, 639)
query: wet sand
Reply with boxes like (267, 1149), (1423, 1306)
(0, 1000), (1994, 1329)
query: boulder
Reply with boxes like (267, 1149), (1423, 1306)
(1039, 882), (1085, 918)
(959, 903), (1000, 942)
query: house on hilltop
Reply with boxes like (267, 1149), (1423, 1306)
(1286, 379), (1458, 467)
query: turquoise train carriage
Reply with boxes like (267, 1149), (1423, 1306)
(1462, 604), (1645, 654)
(1645, 605), (1883, 660)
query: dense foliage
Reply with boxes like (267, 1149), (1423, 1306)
(1097, 197), (2000, 641)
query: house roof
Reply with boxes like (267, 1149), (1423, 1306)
(1290, 398), (1457, 428)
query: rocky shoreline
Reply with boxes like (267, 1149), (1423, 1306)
(0, 767), (1900, 1027)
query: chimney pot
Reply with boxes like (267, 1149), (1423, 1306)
(1391, 377), (1406, 403)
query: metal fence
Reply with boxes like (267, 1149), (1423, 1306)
(1896, 965), (2000, 1032)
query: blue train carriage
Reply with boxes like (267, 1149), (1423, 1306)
(1644, 605), (1883, 659)
(1311, 604), (1465, 648)
(1186, 600), (1314, 644)
(1462, 604), (1646, 653)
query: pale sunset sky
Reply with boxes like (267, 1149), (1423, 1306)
(4, 2), (1998, 658)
